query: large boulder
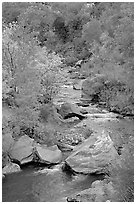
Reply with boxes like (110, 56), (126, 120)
(2, 132), (15, 153)
(9, 135), (34, 165)
(8, 135), (62, 165)
(34, 144), (62, 164)
(65, 130), (118, 174)
(40, 103), (64, 124)
(2, 162), (21, 175)
(58, 102), (86, 120)
(67, 180), (115, 202)
(2, 132), (15, 167)
(81, 74), (107, 102)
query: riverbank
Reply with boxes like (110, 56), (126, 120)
(2, 72), (134, 202)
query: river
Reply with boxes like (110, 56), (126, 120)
(2, 77), (134, 202)
(2, 162), (104, 202)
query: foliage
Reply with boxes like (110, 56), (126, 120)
(2, 22), (63, 142)
(85, 3), (134, 115)
(2, 2), (134, 139)
(2, 2), (31, 23)
(2, 3), (134, 201)
(2, 22), (37, 104)
(107, 134), (134, 202)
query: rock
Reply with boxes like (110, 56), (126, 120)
(81, 74), (107, 102)
(67, 180), (115, 202)
(2, 152), (10, 168)
(58, 102), (86, 120)
(2, 132), (15, 153)
(57, 141), (75, 151)
(76, 102), (90, 107)
(80, 97), (92, 105)
(80, 109), (88, 114)
(70, 72), (80, 79)
(2, 174), (5, 179)
(9, 135), (34, 165)
(2, 162), (21, 175)
(34, 144), (62, 164)
(75, 60), (83, 68)
(65, 130), (118, 174)
(78, 74), (87, 79)
(40, 103), (64, 124)
(73, 80), (84, 90)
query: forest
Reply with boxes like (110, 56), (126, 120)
(2, 2), (134, 202)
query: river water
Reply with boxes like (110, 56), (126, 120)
(2, 163), (104, 202)
(2, 77), (134, 202)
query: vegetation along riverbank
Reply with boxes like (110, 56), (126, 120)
(2, 2), (134, 202)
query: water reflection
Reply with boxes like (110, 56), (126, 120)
(3, 165), (104, 202)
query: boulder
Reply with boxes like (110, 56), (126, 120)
(2, 152), (10, 168)
(34, 144), (62, 164)
(40, 103), (64, 124)
(73, 80), (84, 90)
(2, 162), (21, 175)
(57, 141), (75, 151)
(58, 102), (86, 120)
(9, 135), (34, 165)
(81, 74), (107, 102)
(65, 130), (118, 174)
(2, 132), (15, 153)
(67, 180), (115, 202)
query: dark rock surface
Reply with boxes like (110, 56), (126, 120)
(58, 102), (86, 120)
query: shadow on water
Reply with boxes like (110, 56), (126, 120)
(2, 162), (105, 202)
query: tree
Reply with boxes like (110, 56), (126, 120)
(2, 2), (31, 23)
(82, 19), (102, 44)
(2, 21), (63, 139)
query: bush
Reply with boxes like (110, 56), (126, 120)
(2, 22), (63, 143)
(98, 78), (134, 115)
(107, 137), (134, 202)
(89, 33), (134, 115)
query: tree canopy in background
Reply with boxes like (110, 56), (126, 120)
(2, 1), (134, 137)
(2, 3), (134, 202)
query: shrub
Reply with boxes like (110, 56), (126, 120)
(107, 137), (134, 202)
(2, 22), (63, 143)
